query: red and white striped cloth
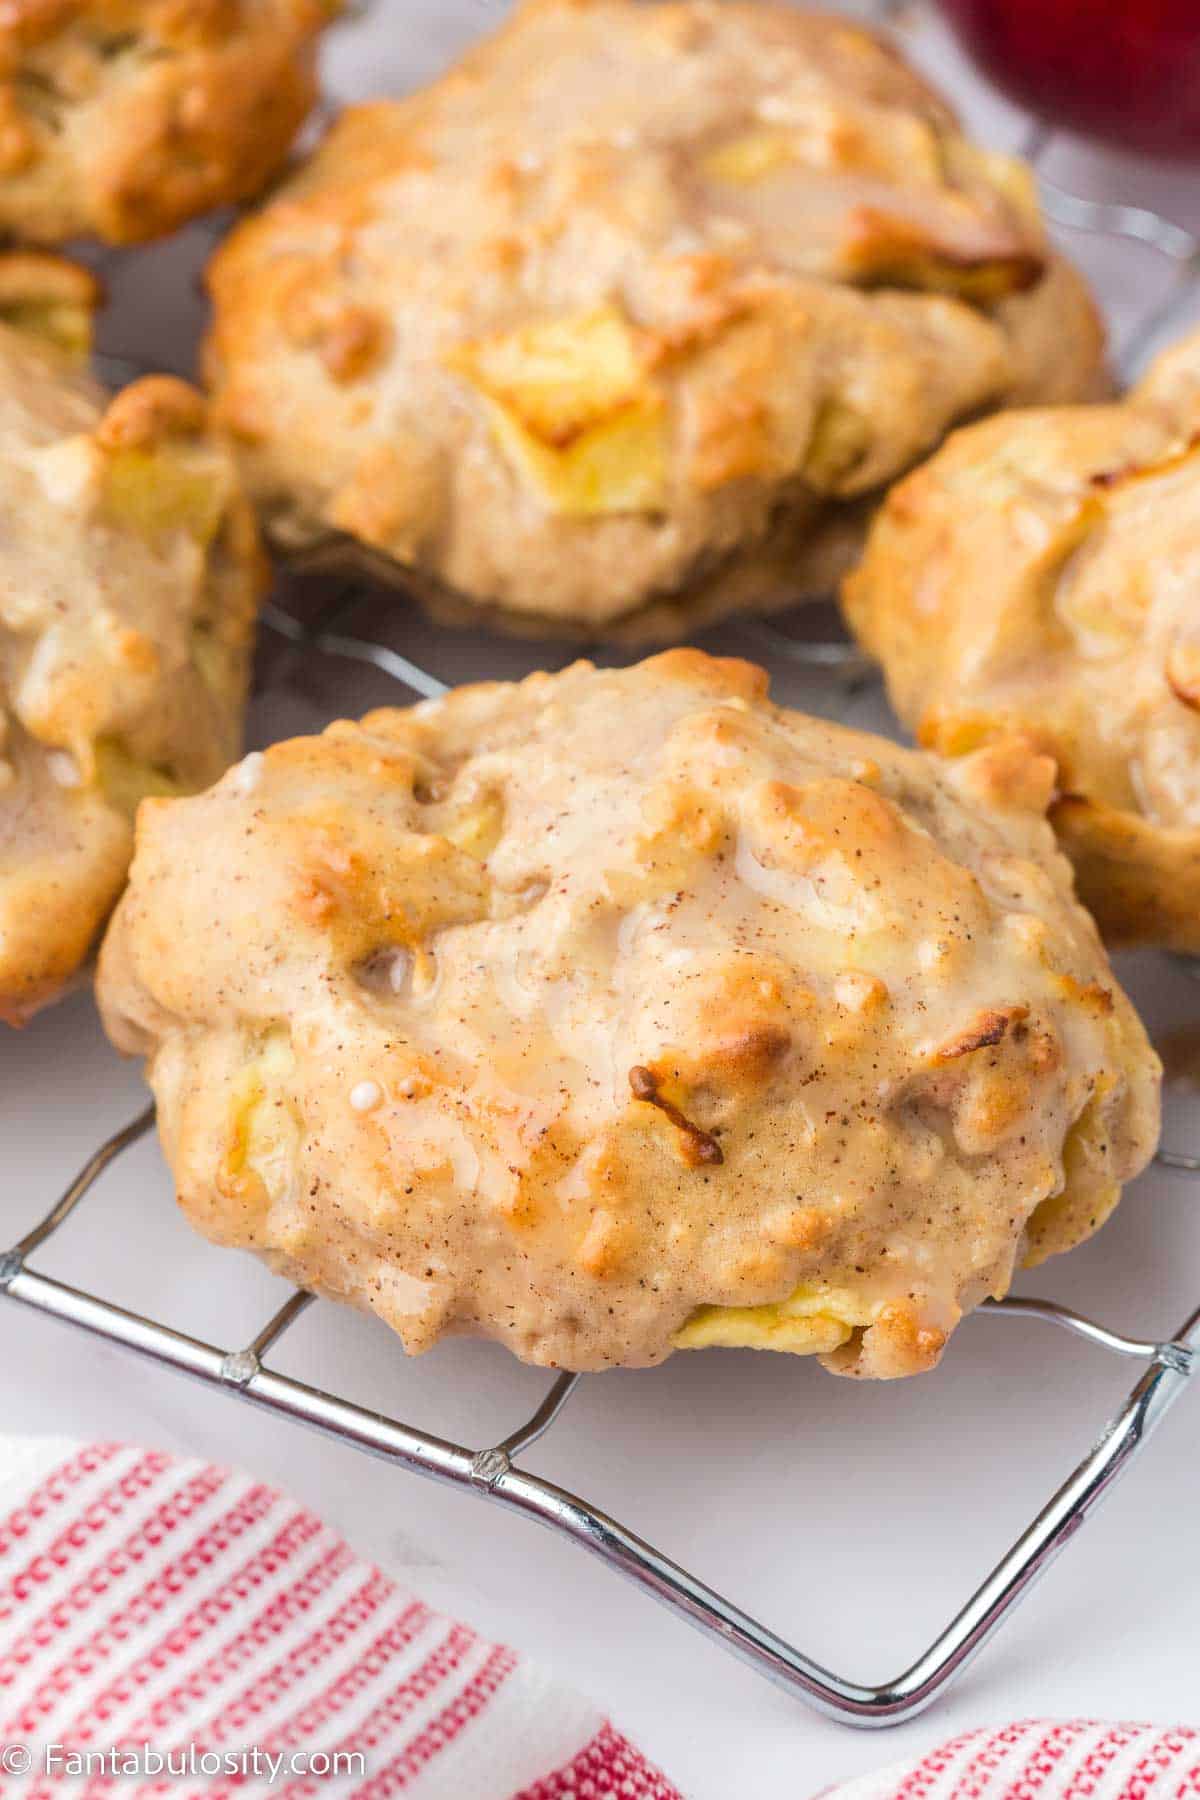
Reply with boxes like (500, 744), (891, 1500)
(826, 1721), (1200, 1800)
(0, 1438), (680, 1798)
(0, 1439), (1196, 1800)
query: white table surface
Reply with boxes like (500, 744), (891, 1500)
(6, 5), (1200, 1795)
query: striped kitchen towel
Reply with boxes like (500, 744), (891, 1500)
(0, 1438), (680, 1798)
(825, 1720), (1200, 1800)
(1, 1440), (1193, 1800)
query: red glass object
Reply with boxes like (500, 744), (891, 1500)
(936, 0), (1200, 159)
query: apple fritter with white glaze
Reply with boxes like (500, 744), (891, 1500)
(204, 0), (1105, 638)
(844, 328), (1200, 954)
(97, 651), (1158, 1374)
(0, 0), (337, 245)
(0, 253), (264, 1024)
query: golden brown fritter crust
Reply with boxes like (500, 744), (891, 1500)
(0, 0), (336, 244)
(0, 252), (265, 1023)
(97, 651), (1158, 1374)
(204, 0), (1105, 637)
(844, 328), (1200, 954)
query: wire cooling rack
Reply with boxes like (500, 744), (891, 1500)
(7, 0), (1200, 1731)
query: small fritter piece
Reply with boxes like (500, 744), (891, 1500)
(0, 0), (336, 245)
(204, 0), (1105, 637)
(844, 328), (1200, 954)
(97, 651), (1158, 1375)
(0, 252), (264, 1023)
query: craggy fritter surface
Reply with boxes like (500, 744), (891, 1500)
(0, 0), (336, 245)
(0, 253), (264, 1023)
(844, 329), (1200, 954)
(204, 0), (1106, 638)
(98, 652), (1159, 1375)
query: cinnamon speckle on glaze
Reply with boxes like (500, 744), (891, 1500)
(97, 651), (1159, 1373)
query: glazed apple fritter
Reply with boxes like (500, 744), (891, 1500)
(0, 0), (337, 245)
(204, 0), (1106, 637)
(0, 252), (264, 1023)
(98, 652), (1158, 1373)
(844, 328), (1200, 953)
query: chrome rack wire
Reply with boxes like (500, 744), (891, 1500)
(4, 991), (1199, 1731)
(8, 0), (1200, 1732)
(5, 588), (1200, 1728)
